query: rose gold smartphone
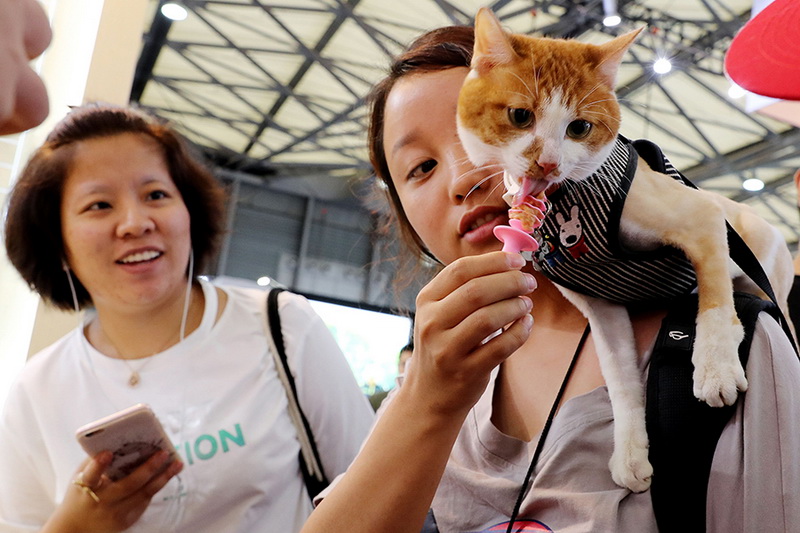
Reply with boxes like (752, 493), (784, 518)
(75, 403), (176, 481)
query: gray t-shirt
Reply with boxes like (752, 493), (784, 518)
(429, 312), (800, 533)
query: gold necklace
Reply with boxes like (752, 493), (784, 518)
(98, 277), (194, 387)
(101, 326), (182, 387)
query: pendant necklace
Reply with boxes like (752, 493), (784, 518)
(100, 314), (184, 387)
(505, 323), (590, 533)
(100, 270), (194, 387)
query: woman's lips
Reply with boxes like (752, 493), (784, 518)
(460, 208), (507, 243)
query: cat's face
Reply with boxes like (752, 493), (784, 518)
(457, 8), (641, 203)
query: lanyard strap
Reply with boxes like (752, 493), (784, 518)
(506, 323), (591, 532)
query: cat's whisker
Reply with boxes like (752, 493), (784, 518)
(595, 118), (614, 134)
(463, 169), (506, 202)
(477, 180), (509, 207)
(568, 163), (626, 198)
(585, 107), (614, 118)
(508, 71), (535, 100)
(454, 154), (475, 166)
(509, 91), (534, 101)
(528, 56), (540, 97)
(565, 175), (606, 199)
(583, 111), (616, 134)
(584, 98), (619, 107)
(455, 165), (499, 185)
(576, 83), (603, 108)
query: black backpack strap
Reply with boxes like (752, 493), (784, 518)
(264, 288), (330, 499)
(646, 291), (777, 532)
(724, 226), (798, 353)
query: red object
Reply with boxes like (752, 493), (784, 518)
(724, 0), (800, 100)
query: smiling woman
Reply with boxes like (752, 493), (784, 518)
(0, 104), (373, 533)
(60, 133), (192, 314)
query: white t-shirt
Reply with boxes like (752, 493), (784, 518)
(0, 280), (374, 532)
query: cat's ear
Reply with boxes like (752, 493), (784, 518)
(472, 7), (518, 75)
(595, 27), (645, 87)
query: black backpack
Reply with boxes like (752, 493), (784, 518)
(645, 291), (785, 532)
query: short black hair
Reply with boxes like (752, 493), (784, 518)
(3, 104), (227, 310)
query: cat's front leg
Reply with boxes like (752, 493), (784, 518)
(693, 306), (746, 407)
(556, 287), (652, 492)
(622, 165), (747, 407)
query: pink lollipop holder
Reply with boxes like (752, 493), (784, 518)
(493, 219), (539, 254)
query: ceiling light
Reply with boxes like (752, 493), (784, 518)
(742, 178), (764, 191)
(602, 0), (620, 27)
(653, 57), (672, 75)
(161, 3), (188, 21)
(728, 83), (746, 99)
(257, 276), (272, 287)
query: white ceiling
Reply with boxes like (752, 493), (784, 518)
(133, 0), (800, 244)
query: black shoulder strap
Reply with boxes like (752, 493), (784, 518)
(646, 291), (778, 532)
(266, 288), (330, 499)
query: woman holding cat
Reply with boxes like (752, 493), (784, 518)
(302, 25), (800, 533)
(0, 104), (374, 533)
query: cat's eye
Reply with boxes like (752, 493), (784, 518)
(566, 120), (592, 139)
(507, 108), (534, 129)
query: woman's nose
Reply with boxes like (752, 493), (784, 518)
(116, 203), (154, 238)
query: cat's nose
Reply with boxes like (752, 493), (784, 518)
(538, 161), (557, 176)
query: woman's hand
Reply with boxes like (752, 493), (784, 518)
(301, 251), (536, 533)
(403, 251), (536, 417)
(43, 450), (183, 533)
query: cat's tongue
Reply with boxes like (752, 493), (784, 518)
(511, 176), (547, 207)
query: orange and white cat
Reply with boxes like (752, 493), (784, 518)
(457, 8), (794, 492)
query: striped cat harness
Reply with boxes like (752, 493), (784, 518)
(532, 136), (698, 304)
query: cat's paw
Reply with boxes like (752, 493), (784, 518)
(609, 444), (653, 493)
(693, 309), (747, 407)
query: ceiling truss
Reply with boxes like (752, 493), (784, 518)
(132, 0), (800, 243)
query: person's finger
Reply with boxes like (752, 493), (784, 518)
(421, 252), (526, 302)
(0, 66), (49, 135)
(446, 266), (535, 316)
(429, 294), (533, 360)
(22, 0), (52, 58)
(79, 451), (112, 490)
(425, 266), (536, 333)
(470, 312), (534, 371)
(70, 451), (111, 504)
(110, 450), (174, 494)
(140, 458), (183, 500)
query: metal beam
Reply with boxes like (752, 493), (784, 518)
(244, 0), (362, 155)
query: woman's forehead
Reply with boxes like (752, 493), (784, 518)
(383, 68), (468, 155)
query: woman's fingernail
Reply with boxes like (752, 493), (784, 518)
(98, 451), (113, 464)
(521, 314), (534, 331)
(520, 296), (533, 311)
(169, 460), (184, 475)
(524, 274), (537, 291)
(507, 253), (525, 268)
